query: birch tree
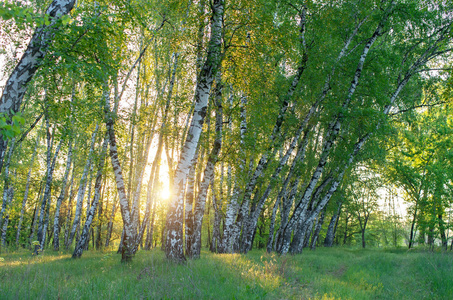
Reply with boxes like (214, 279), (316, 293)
(0, 0), (76, 173)
(165, 0), (224, 262)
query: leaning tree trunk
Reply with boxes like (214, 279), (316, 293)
(73, 136), (108, 258)
(129, 129), (158, 255)
(310, 208), (326, 250)
(231, 8), (309, 254)
(0, 0), (76, 173)
(277, 13), (389, 254)
(324, 202), (342, 247)
(211, 180), (222, 253)
(184, 149), (198, 258)
(0, 138), (16, 237)
(28, 182), (43, 245)
(67, 124), (98, 249)
(219, 95), (247, 254)
(63, 163), (77, 249)
(267, 131), (310, 253)
(241, 125), (311, 253)
(53, 139), (73, 250)
(16, 131), (40, 247)
(35, 120), (62, 253)
(290, 175), (333, 254)
(0, 188), (14, 246)
(104, 193), (118, 248)
(189, 71), (223, 259)
(95, 176), (107, 250)
(104, 84), (135, 263)
(165, 0), (223, 262)
(83, 165), (94, 250)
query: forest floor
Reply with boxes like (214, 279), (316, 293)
(0, 246), (452, 299)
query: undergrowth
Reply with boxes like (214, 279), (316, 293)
(0, 247), (452, 299)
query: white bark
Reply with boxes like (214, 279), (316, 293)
(1, 188), (13, 246)
(241, 124), (311, 253)
(104, 85), (135, 262)
(189, 72), (223, 258)
(277, 16), (389, 255)
(104, 193), (118, 248)
(0, 138), (16, 232)
(234, 8), (310, 242)
(67, 124), (99, 248)
(35, 119), (62, 252)
(53, 138), (73, 250)
(165, 0), (224, 262)
(64, 160), (77, 249)
(16, 132), (40, 246)
(0, 0), (77, 173)
(73, 136), (108, 258)
(219, 94), (247, 253)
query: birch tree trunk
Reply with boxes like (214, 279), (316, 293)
(309, 208), (326, 250)
(104, 85), (136, 262)
(0, 188), (13, 246)
(64, 162), (77, 249)
(277, 13), (390, 254)
(35, 120), (62, 253)
(241, 125), (311, 253)
(219, 95), (247, 254)
(16, 132), (40, 246)
(83, 165), (94, 250)
(232, 8), (309, 249)
(0, 0), (76, 173)
(189, 71), (223, 259)
(95, 176), (107, 250)
(73, 136), (108, 258)
(184, 149), (198, 257)
(67, 124), (99, 248)
(0, 139), (15, 247)
(53, 139), (73, 250)
(267, 129), (310, 253)
(211, 180), (222, 253)
(28, 183), (43, 245)
(104, 193), (118, 248)
(0, 138), (16, 236)
(165, 0), (224, 262)
(324, 202), (342, 247)
(129, 129), (158, 254)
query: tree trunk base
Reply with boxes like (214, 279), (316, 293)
(121, 249), (134, 263)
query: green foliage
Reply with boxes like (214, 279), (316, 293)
(381, 103), (453, 247)
(0, 112), (25, 139)
(0, 2), (73, 28)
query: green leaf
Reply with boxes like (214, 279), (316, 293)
(61, 14), (72, 26)
(12, 125), (20, 135)
(5, 130), (14, 138)
(12, 115), (25, 125)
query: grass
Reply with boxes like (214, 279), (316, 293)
(0, 247), (452, 299)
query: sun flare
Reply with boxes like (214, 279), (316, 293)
(160, 188), (171, 200)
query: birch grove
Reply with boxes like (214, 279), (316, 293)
(0, 0), (452, 263)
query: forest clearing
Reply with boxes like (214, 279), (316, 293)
(1, 0), (453, 298)
(1, 247), (453, 299)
